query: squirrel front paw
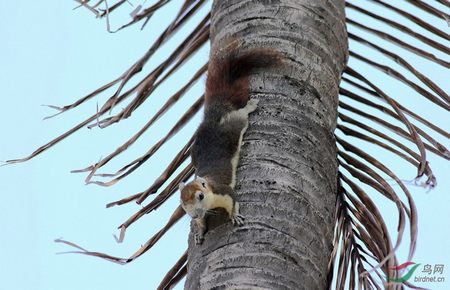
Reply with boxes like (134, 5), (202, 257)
(195, 232), (205, 245)
(231, 214), (245, 226)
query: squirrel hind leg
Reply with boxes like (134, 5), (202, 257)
(244, 98), (259, 114)
(234, 98), (259, 117)
(220, 98), (258, 126)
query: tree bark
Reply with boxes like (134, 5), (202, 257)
(185, 0), (347, 289)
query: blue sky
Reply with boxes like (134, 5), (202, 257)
(0, 1), (449, 290)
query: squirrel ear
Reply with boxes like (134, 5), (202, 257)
(178, 182), (185, 192)
(196, 177), (207, 188)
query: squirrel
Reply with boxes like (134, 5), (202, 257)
(179, 45), (280, 245)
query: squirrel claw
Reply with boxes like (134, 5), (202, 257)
(231, 214), (245, 226)
(195, 233), (204, 245)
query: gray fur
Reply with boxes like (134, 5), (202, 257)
(192, 99), (258, 194)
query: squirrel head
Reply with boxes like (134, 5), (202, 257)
(179, 177), (213, 219)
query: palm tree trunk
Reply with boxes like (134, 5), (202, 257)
(185, 0), (348, 289)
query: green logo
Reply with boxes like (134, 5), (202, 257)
(387, 261), (421, 283)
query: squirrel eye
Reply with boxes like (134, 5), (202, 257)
(198, 192), (204, 200)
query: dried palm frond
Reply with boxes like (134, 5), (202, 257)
(331, 1), (449, 288)
(6, 0), (449, 288)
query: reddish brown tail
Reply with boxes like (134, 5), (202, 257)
(205, 48), (281, 109)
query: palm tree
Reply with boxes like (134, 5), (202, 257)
(7, 0), (449, 289)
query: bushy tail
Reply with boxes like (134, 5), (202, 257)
(205, 47), (281, 109)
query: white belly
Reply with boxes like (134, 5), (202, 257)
(229, 124), (247, 189)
